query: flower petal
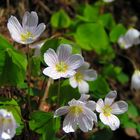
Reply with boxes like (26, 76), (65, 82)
(111, 101), (128, 114)
(33, 23), (46, 39)
(57, 44), (72, 61)
(44, 49), (58, 66)
(84, 69), (97, 81)
(99, 113), (120, 131)
(78, 80), (89, 94)
(79, 94), (90, 102)
(78, 62), (90, 70)
(86, 101), (96, 111)
(69, 76), (78, 88)
(105, 90), (117, 105)
(22, 11), (38, 29)
(84, 107), (97, 122)
(7, 16), (23, 43)
(96, 99), (104, 113)
(54, 106), (69, 117)
(43, 67), (60, 79)
(67, 54), (84, 70)
(63, 113), (77, 133)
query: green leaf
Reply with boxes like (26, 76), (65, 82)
(0, 48), (27, 86)
(127, 101), (139, 118)
(109, 24), (126, 43)
(83, 4), (99, 22)
(29, 111), (60, 140)
(51, 9), (71, 28)
(89, 76), (110, 98)
(74, 23), (110, 53)
(0, 35), (27, 86)
(49, 79), (80, 105)
(0, 35), (13, 49)
(98, 13), (116, 30)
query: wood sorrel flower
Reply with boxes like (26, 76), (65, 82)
(69, 62), (97, 94)
(0, 109), (17, 140)
(96, 91), (128, 131)
(7, 11), (46, 44)
(43, 44), (84, 80)
(131, 70), (140, 90)
(54, 94), (97, 133)
(118, 28), (140, 49)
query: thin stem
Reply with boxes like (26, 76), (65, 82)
(27, 45), (31, 112)
(39, 78), (52, 111)
(117, 52), (138, 69)
(57, 78), (61, 105)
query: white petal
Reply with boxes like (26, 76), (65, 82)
(79, 94), (90, 102)
(7, 16), (23, 43)
(111, 101), (128, 114)
(68, 99), (84, 106)
(84, 69), (97, 81)
(96, 99), (104, 113)
(61, 70), (76, 78)
(69, 76), (78, 88)
(105, 90), (117, 105)
(78, 80), (89, 94)
(44, 49), (58, 67)
(67, 54), (84, 70)
(33, 23), (46, 39)
(63, 113), (77, 133)
(131, 70), (140, 90)
(43, 67), (60, 79)
(57, 44), (72, 61)
(99, 113), (120, 131)
(84, 107), (97, 122)
(78, 62), (90, 70)
(86, 101), (96, 111)
(22, 11), (38, 29)
(54, 106), (69, 117)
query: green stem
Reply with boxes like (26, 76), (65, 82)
(27, 45), (31, 112)
(57, 78), (61, 105)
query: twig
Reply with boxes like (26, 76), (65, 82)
(39, 78), (52, 111)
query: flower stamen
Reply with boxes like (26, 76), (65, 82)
(69, 106), (83, 116)
(21, 31), (33, 42)
(102, 104), (112, 117)
(55, 61), (68, 72)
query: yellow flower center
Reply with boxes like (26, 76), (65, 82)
(69, 106), (83, 116)
(74, 72), (84, 82)
(55, 61), (68, 72)
(21, 31), (33, 42)
(102, 105), (112, 117)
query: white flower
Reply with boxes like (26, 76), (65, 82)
(7, 11), (46, 44)
(0, 109), (17, 140)
(43, 44), (84, 80)
(118, 28), (140, 49)
(96, 91), (128, 131)
(131, 70), (140, 90)
(29, 41), (45, 56)
(69, 62), (97, 94)
(103, 0), (114, 3)
(54, 94), (97, 133)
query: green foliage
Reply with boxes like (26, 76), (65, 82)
(83, 4), (99, 22)
(98, 13), (116, 30)
(51, 9), (71, 28)
(89, 76), (110, 98)
(110, 24), (126, 43)
(29, 111), (60, 140)
(0, 35), (27, 86)
(75, 23), (109, 53)
(102, 64), (129, 84)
